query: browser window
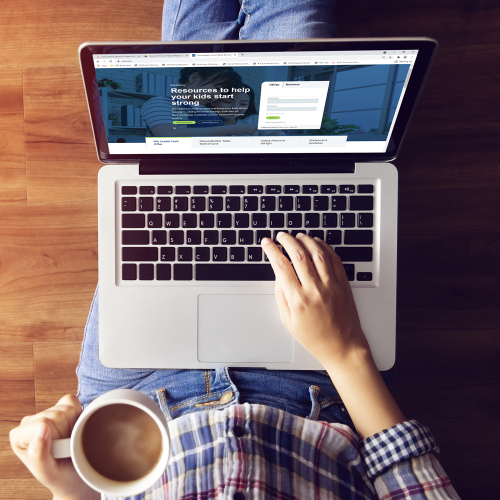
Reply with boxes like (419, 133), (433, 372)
(92, 50), (417, 155)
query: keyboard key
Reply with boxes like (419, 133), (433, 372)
(157, 263), (171, 280)
(322, 213), (337, 228)
(221, 230), (236, 245)
(152, 230), (166, 245)
(139, 197), (154, 212)
(160, 247), (175, 262)
(357, 185), (374, 194)
(164, 214), (180, 228)
(211, 185), (227, 194)
(174, 263), (192, 280)
(284, 185), (300, 194)
(321, 185), (336, 194)
(248, 185), (263, 194)
(357, 272), (372, 281)
(169, 230), (184, 245)
(186, 230), (201, 245)
(208, 197), (223, 211)
(335, 247), (373, 262)
(340, 213), (356, 228)
(260, 196), (276, 211)
(216, 213), (232, 228)
(212, 247), (228, 261)
(287, 213), (302, 228)
(296, 196), (311, 211)
(344, 230), (373, 245)
(204, 230), (219, 245)
(343, 264), (355, 281)
(269, 213), (285, 228)
(173, 197), (188, 211)
(122, 214), (145, 228)
(304, 213), (319, 228)
(331, 196), (347, 211)
(122, 247), (158, 262)
(238, 230), (253, 245)
(122, 197), (136, 211)
(266, 185), (281, 194)
(313, 196), (329, 211)
(147, 213), (162, 228)
(175, 186), (190, 194)
(247, 247), (262, 261)
(340, 185), (355, 193)
(273, 230), (288, 241)
(191, 197), (206, 211)
(308, 230), (324, 240)
(158, 186), (173, 195)
(200, 213), (215, 228)
(122, 186), (137, 195)
(256, 230), (271, 245)
(178, 247), (193, 261)
(139, 263), (154, 280)
(278, 196), (293, 211)
(243, 196), (258, 211)
(234, 213), (249, 228)
(193, 186), (209, 194)
(358, 213), (373, 228)
(182, 214), (197, 228)
(195, 247), (210, 261)
(196, 264), (275, 281)
(303, 185), (318, 194)
(122, 263), (136, 280)
(140, 186), (155, 195)
(326, 230), (342, 245)
(229, 185), (245, 194)
(350, 196), (374, 211)
(156, 197), (171, 211)
(230, 247), (245, 261)
(225, 196), (241, 211)
(252, 213), (267, 228)
(122, 230), (149, 245)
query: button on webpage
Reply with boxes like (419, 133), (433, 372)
(233, 425), (245, 438)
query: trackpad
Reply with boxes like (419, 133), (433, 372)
(197, 294), (294, 363)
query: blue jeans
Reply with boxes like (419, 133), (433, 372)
(76, 287), (395, 433)
(161, 0), (337, 41)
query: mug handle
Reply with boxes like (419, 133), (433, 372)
(51, 438), (71, 459)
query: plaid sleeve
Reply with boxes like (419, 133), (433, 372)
(360, 420), (439, 479)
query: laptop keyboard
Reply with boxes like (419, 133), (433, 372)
(119, 182), (376, 283)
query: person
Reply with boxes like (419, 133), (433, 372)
(141, 67), (258, 137)
(10, 2), (460, 498)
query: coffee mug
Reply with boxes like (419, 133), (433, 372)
(50, 389), (170, 497)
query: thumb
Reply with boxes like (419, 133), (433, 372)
(275, 280), (291, 327)
(27, 422), (57, 485)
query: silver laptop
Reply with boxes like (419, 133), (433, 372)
(78, 38), (437, 371)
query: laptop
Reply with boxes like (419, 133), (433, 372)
(78, 38), (437, 371)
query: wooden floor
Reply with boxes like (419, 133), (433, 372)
(0, 1), (498, 498)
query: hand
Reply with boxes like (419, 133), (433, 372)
(230, 122), (258, 135)
(9, 395), (99, 500)
(261, 232), (371, 366)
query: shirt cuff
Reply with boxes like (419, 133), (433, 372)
(360, 420), (440, 479)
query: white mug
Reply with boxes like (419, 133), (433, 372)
(50, 389), (170, 497)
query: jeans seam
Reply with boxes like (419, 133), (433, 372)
(239, 0), (250, 39)
(169, 391), (228, 412)
(170, 0), (183, 40)
(204, 370), (212, 395)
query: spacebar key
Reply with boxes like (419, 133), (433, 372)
(196, 264), (275, 281)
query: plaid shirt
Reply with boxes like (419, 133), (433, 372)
(106, 403), (460, 500)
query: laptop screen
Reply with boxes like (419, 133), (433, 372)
(92, 50), (417, 156)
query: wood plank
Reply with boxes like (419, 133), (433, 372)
(0, 479), (52, 499)
(0, 344), (35, 479)
(0, 204), (97, 343)
(34, 342), (81, 412)
(0, 69), (27, 205)
(0, 0), (163, 68)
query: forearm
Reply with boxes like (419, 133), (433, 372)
(52, 482), (100, 500)
(322, 348), (405, 440)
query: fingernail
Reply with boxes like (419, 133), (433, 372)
(261, 238), (271, 245)
(277, 231), (285, 238)
(296, 232), (305, 238)
(34, 422), (47, 439)
(313, 237), (322, 242)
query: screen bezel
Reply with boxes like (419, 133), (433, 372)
(79, 38), (438, 167)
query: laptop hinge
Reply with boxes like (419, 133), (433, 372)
(139, 158), (355, 175)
